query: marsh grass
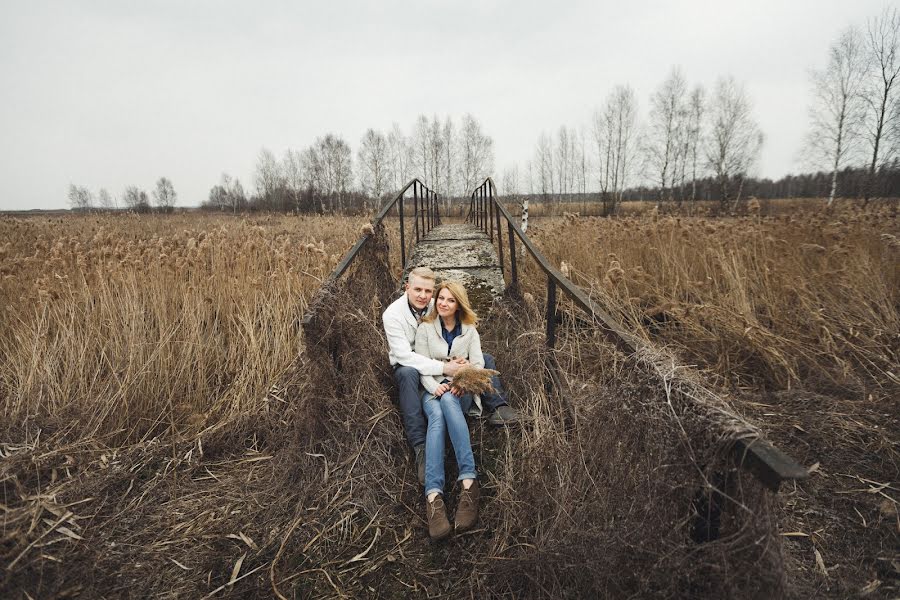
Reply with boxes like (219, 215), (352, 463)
(0, 213), (363, 443)
(524, 200), (899, 395)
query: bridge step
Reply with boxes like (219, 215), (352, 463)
(405, 224), (505, 314)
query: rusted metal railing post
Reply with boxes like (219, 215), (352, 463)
(508, 220), (518, 286)
(429, 191), (434, 231)
(546, 277), (557, 349)
(399, 195), (406, 267)
(414, 183), (420, 243)
(488, 182), (494, 243)
(496, 200), (504, 276)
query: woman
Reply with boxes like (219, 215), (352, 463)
(414, 280), (482, 541)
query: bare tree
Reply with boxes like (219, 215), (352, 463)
(595, 85), (638, 213)
(442, 116), (456, 202)
(686, 85), (706, 202)
(501, 165), (520, 199)
(67, 184), (92, 210)
(576, 126), (589, 196)
(646, 68), (687, 201)
(315, 134), (353, 211)
(864, 8), (900, 199)
(358, 128), (389, 200)
(458, 114), (494, 194)
(387, 122), (410, 191)
(556, 126), (571, 197)
(534, 131), (554, 201)
(98, 187), (114, 209)
(427, 116), (445, 194)
(123, 186), (149, 212)
(706, 76), (763, 210)
(254, 148), (284, 208)
(805, 27), (868, 205)
(283, 149), (305, 211)
(413, 115), (431, 185)
(152, 177), (176, 211)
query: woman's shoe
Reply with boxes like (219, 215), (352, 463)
(427, 495), (451, 540)
(454, 481), (479, 532)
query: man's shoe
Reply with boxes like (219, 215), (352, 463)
(487, 405), (519, 426)
(427, 495), (452, 540)
(414, 445), (426, 486)
(455, 481), (480, 532)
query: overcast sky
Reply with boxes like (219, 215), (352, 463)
(0, 0), (888, 210)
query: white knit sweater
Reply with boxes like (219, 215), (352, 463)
(414, 317), (485, 395)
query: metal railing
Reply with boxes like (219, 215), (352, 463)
(301, 178), (440, 325)
(467, 177), (807, 493)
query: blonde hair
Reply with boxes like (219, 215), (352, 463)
(423, 280), (478, 326)
(407, 266), (436, 283)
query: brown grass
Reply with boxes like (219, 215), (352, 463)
(524, 200), (899, 396)
(2, 203), (897, 598)
(0, 213), (363, 443)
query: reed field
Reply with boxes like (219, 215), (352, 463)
(0, 213), (364, 442)
(1, 202), (898, 598)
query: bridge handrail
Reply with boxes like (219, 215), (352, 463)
(466, 177), (807, 492)
(301, 178), (440, 325)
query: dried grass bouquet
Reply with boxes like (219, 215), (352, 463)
(450, 365), (500, 395)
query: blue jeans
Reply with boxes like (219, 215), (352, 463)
(394, 366), (426, 448)
(394, 353), (508, 449)
(422, 391), (477, 498)
(481, 354), (509, 412)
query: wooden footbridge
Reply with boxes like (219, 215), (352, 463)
(301, 176), (807, 540)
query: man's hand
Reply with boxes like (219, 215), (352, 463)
(433, 383), (451, 396)
(442, 357), (468, 376)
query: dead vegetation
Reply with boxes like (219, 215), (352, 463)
(1, 202), (897, 598)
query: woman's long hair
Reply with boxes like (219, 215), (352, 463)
(422, 280), (478, 326)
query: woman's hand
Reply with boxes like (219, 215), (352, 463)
(433, 383), (451, 397)
(450, 386), (462, 397)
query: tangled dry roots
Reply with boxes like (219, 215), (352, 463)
(3, 222), (787, 598)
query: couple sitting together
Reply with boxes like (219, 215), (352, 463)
(382, 267), (518, 541)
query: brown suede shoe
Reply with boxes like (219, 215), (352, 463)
(427, 495), (451, 541)
(454, 481), (479, 532)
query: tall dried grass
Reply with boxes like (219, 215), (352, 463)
(0, 213), (363, 444)
(525, 200), (899, 395)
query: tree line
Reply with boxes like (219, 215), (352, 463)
(203, 114), (494, 214)
(505, 7), (899, 213)
(67, 177), (177, 212)
(67, 9), (897, 215)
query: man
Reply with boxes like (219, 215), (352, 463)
(382, 267), (519, 484)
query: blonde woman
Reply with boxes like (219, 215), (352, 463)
(414, 280), (482, 540)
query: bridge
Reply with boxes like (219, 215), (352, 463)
(299, 177), (809, 597)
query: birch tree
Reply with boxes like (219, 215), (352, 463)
(686, 86), (706, 202)
(805, 27), (868, 205)
(387, 123), (410, 191)
(442, 117), (456, 201)
(152, 177), (177, 211)
(358, 128), (389, 199)
(646, 68), (687, 201)
(458, 114), (494, 194)
(413, 115), (430, 186)
(534, 132), (554, 201)
(594, 85), (638, 213)
(98, 188), (114, 209)
(283, 149), (305, 211)
(67, 184), (92, 210)
(864, 8), (900, 199)
(706, 76), (764, 210)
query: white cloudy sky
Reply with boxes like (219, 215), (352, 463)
(0, 0), (887, 210)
